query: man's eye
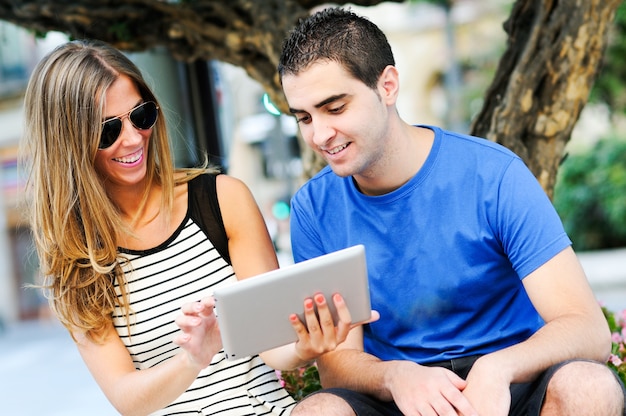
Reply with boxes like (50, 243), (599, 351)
(329, 105), (345, 114)
(296, 115), (311, 124)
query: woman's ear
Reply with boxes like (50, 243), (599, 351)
(378, 65), (400, 105)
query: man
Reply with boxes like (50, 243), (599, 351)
(278, 7), (626, 416)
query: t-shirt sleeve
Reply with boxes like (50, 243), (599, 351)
(495, 158), (571, 279)
(290, 190), (327, 263)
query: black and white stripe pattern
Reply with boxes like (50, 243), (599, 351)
(113, 218), (296, 415)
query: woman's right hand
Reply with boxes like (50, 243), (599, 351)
(174, 297), (223, 369)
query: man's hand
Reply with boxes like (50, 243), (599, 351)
(462, 355), (512, 416)
(385, 361), (479, 416)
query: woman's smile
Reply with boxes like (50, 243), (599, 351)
(113, 148), (144, 165)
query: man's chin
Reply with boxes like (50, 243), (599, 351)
(327, 164), (353, 178)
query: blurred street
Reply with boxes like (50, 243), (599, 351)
(0, 248), (624, 416)
(578, 247), (626, 313)
(0, 318), (116, 415)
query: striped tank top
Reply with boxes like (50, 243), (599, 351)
(112, 174), (296, 415)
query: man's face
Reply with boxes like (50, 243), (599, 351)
(281, 60), (392, 179)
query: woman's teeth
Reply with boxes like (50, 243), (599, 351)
(114, 149), (142, 164)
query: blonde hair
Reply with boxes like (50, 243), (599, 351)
(22, 39), (207, 341)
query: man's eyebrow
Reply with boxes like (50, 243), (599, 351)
(289, 94), (348, 114)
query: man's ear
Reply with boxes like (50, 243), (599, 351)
(378, 65), (400, 105)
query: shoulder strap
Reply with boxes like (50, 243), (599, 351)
(188, 173), (231, 264)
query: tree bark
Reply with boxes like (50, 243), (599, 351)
(471, 0), (621, 198)
(0, 0), (621, 196)
(0, 0), (397, 111)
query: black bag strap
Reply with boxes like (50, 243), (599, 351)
(188, 173), (231, 264)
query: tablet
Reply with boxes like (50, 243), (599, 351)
(213, 245), (371, 360)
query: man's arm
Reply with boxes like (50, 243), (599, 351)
(525, 246), (611, 360)
(316, 247), (611, 416)
(462, 246), (612, 414)
(316, 325), (479, 416)
(472, 246), (610, 381)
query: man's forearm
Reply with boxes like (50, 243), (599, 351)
(473, 311), (611, 386)
(317, 348), (396, 401)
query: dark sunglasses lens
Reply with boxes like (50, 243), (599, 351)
(98, 102), (157, 149)
(100, 119), (122, 149)
(130, 102), (158, 129)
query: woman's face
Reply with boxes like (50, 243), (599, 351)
(94, 74), (153, 190)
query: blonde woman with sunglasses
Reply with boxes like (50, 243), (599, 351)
(21, 39), (349, 416)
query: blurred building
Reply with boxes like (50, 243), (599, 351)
(0, 23), (46, 324)
(0, 24), (231, 323)
(1, 1), (516, 323)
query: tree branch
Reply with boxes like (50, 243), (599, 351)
(471, 0), (621, 196)
(0, 0), (400, 110)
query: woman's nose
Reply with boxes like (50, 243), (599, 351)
(118, 117), (144, 144)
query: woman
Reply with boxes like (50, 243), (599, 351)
(21, 39), (349, 416)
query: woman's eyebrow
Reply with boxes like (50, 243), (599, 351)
(102, 99), (143, 121)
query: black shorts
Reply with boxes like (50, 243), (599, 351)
(304, 356), (626, 416)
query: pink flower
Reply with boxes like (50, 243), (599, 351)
(275, 370), (286, 387)
(609, 354), (623, 367)
(612, 332), (623, 344)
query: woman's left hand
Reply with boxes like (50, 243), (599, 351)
(289, 293), (378, 363)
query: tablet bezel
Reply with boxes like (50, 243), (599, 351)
(213, 245), (371, 360)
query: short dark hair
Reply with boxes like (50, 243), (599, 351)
(278, 7), (395, 89)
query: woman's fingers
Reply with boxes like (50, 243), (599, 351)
(363, 310), (380, 325)
(198, 297), (216, 316)
(175, 314), (202, 331)
(172, 332), (191, 346)
(180, 300), (203, 316)
(297, 293), (352, 343)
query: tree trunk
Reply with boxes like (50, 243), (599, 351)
(471, 0), (621, 198)
(0, 0), (396, 109)
(0, 0), (621, 196)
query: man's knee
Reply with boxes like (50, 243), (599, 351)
(291, 392), (356, 416)
(543, 360), (624, 415)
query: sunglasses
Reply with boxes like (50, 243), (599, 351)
(99, 101), (159, 149)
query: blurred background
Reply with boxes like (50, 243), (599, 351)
(1, 1), (625, 413)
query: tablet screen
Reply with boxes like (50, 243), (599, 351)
(213, 245), (371, 360)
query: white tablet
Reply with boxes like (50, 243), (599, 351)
(213, 245), (371, 360)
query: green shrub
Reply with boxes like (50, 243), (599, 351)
(277, 365), (322, 401)
(603, 306), (626, 385)
(554, 138), (626, 250)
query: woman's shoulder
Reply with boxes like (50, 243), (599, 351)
(180, 170), (256, 219)
(215, 174), (254, 200)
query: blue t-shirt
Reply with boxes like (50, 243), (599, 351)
(290, 126), (571, 363)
